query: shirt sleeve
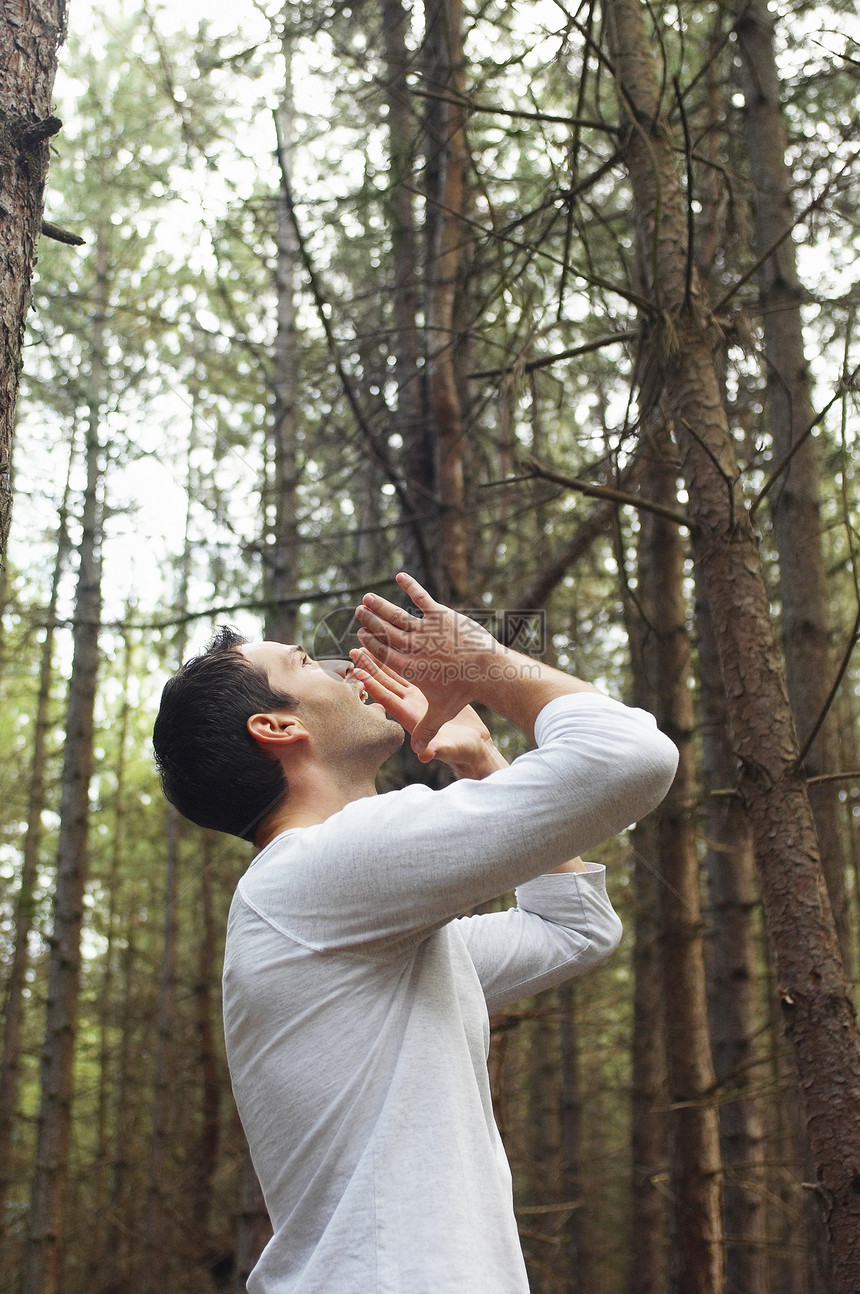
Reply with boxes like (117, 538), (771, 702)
(238, 692), (677, 957)
(455, 865), (623, 1010)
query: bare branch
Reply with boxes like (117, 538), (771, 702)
(525, 456), (690, 528)
(40, 220), (84, 246)
(468, 330), (636, 380)
(797, 604), (860, 768)
(750, 366), (860, 513)
(714, 147), (860, 314)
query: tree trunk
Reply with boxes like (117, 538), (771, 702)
(143, 805), (180, 1287)
(690, 51), (769, 1274)
(523, 999), (560, 1293)
(192, 831), (222, 1253)
(381, 0), (435, 586)
(144, 409), (199, 1282)
(264, 22), (300, 645)
(603, 2), (860, 1286)
(626, 814), (668, 1294)
(619, 515), (668, 1294)
(83, 628), (133, 1293)
(233, 1140), (272, 1294)
(0, 0), (67, 570)
(697, 593), (768, 1294)
(422, 0), (469, 602)
(734, 0), (851, 974)
(559, 981), (593, 1294)
(0, 450), (72, 1256)
(19, 235), (107, 1294)
(636, 422), (723, 1294)
(100, 911), (140, 1294)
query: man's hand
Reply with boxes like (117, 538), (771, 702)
(354, 572), (498, 756)
(356, 571), (599, 755)
(350, 649), (508, 777)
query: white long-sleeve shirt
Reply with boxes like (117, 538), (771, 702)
(222, 692), (678, 1293)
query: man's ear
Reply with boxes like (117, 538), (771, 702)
(247, 712), (309, 752)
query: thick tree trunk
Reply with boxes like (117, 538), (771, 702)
(19, 235), (107, 1294)
(690, 55), (769, 1276)
(635, 423), (723, 1294)
(0, 454), (71, 1255)
(604, 2), (860, 1286)
(697, 593), (768, 1294)
(761, 921), (812, 1294)
(422, 0), (469, 602)
(735, 0), (851, 972)
(0, 0), (66, 571)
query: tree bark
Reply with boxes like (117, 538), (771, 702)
(0, 0), (67, 572)
(734, 0), (851, 974)
(520, 1002), (560, 1293)
(0, 450), (71, 1257)
(264, 21), (300, 645)
(381, 0), (435, 587)
(83, 628), (133, 1293)
(100, 910), (140, 1294)
(143, 804), (180, 1287)
(619, 518), (669, 1294)
(635, 422), (723, 1294)
(233, 1139), (272, 1294)
(689, 38), (769, 1280)
(626, 814), (668, 1294)
(19, 232), (107, 1294)
(603, 2), (860, 1286)
(422, 0), (470, 602)
(697, 593), (768, 1294)
(192, 831), (222, 1253)
(559, 981), (593, 1294)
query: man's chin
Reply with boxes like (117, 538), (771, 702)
(371, 717), (403, 760)
(386, 720), (407, 751)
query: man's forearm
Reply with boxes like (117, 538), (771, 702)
(468, 645), (600, 743)
(457, 740), (509, 780)
(547, 856), (588, 873)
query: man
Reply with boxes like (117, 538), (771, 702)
(152, 572), (677, 1294)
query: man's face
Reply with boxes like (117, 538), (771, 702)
(238, 641), (404, 767)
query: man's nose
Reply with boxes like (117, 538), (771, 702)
(318, 659), (353, 680)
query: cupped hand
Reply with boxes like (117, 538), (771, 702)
(350, 648), (507, 777)
(353, 572), (497, 756)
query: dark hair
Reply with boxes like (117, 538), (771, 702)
(152, 627), (298, 843)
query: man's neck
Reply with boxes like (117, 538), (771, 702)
(254, 769), (379, 849)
